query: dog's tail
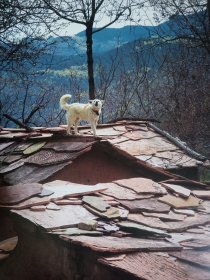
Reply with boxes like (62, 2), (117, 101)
(60, 94), (72, 111)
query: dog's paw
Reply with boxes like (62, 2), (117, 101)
(66, 130), (72, 135)
(74, 132), (80, 135)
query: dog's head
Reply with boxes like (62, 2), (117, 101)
(89, 99), (104, 110)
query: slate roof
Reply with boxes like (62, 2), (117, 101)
(1, 177), (210, 279)
(0, 120), (207, 186)
(0, 120), (210, 279)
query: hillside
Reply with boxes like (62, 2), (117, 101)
(36, 11), (204, 72)
(43, 20), (176, 59)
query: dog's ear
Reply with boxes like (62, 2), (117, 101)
(101, 100), (105, 105)
(89, 100), (93, 104)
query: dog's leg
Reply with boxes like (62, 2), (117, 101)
(90, 123), (97, 137)
(74, 118), (80, 135)
(67, 115), (74, 135)
(91, 117), (100, 136)
(67, 123), (72, 135)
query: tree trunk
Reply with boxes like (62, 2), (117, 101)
(86, 25), (95, 100)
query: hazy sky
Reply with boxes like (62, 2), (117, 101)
(56, 7), (158, 36)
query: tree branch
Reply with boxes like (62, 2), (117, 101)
(92, 10), (128, 34)
(24, 104), (44, 124)
(3, 114), (34, 132)
(42, 0), (86, 25)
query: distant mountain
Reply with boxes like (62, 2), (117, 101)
(31, 9), (207, 73)
(44, 25), (157, 58)
(38, 24), (171, 70)
(45, 9), (206, 59)
(77, 25), (158, 52)
(47, 23), (176, 57)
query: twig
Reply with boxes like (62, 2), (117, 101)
(3, 114), (34, 132)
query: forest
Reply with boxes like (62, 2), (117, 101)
(0, 0), (209, 156)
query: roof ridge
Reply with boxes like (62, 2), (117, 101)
(149, 123), (206, 161)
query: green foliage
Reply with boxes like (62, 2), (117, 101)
(200, 167), (210, 184)
(46, 66), (88, 78)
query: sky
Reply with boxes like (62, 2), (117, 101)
(56, 7), (158, 37)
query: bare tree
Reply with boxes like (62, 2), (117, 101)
(140, 40), (210, 155)
(0, 0), (51, 73)
(0, 0), (61, 128)
(39, 0), (147, 99)
(149, 0), (210, 55)
(96, 40), (149, 121)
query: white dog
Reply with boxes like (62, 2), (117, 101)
(60, 94), (104, 136)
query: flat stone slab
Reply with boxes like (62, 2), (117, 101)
(128, 213), (170, 231)
(142, 211), (186, 222)
(30, 205), (46, 211)
(161, 183), (191, 198)
(159, 195), (202, 209)
(0, 160), (24, 174)
(119, 198), (171, 213)
(97, 183), (145, 200)
(0, 154), (23, 164)
(46, 202), (61, 211)
(166, 214), (210, 232)
(12, 205), (97, 230)
(4, 161), (71, 185)
(173, 209), (195, 216)
(0, 237), (18, 253)
(0, 142), (14, 153)
(99, 252), (188, 280)
(115, 177), (166, 195)
(115, 137), (177, 156)
(61, 235), (182, 253)
(54, 199), (82, 205)
(78, 220), (98, 231)
(43, 180), (107, 200)
(84, 205), (120, 219)
(170, 249), (210, 269)
(117, 221), (170, 237)
(0, 183), (42, 205)
(44, 141), (95, 152)
(24, 149), (80, 166)
(50, 228), (102, 236)
(82, 196), (110, 212)
(192, 190), (210, 199)
(23, 142), (46, 155)
(0, 196), (55, 210)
